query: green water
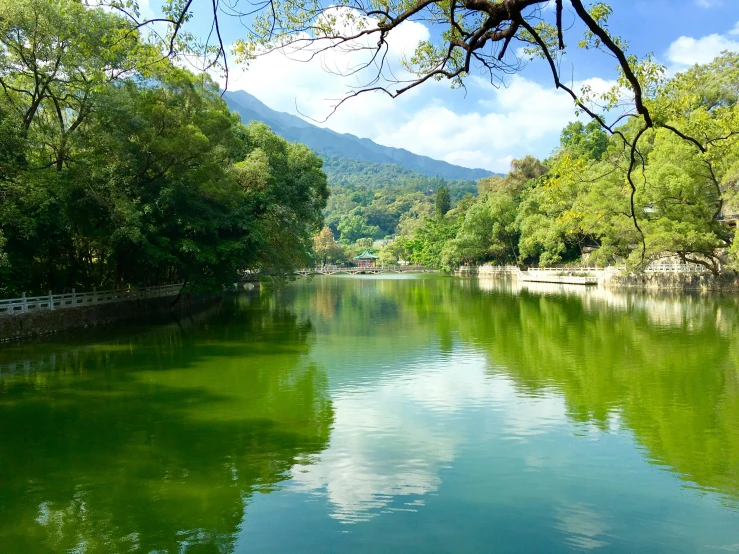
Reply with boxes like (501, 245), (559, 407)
(1, 276), (738, 553)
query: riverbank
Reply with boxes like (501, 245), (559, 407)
(0, 292), (221, 343)
(457, 265), (739, 292)
(606, 271), (739, 291)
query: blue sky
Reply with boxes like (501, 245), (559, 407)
(143, 0), (739, 172)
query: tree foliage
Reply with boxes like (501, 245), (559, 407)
(397, 54), (739, 273)
(0, 0), (328, 296)
(435, 185), (451, 217)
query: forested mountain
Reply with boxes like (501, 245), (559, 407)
(321, 154), (479, 191)
(223, 89), (495, 181)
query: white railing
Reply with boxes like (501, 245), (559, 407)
(525, 266), (610, 273)
(475, 265), (521, 274)
(0, 283), (184, 316)
(298, 265), (435, 275)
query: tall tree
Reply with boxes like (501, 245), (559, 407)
(435, 186), (451, 217)
(313, 226), (341, 265)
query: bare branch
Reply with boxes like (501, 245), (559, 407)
(211, 0), (229, 92)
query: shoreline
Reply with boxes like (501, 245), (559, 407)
(456, 266), (739, 293)
(0, 293), (222, 344)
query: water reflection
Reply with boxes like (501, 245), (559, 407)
(289, 357), (572, 523)
(285, 276), (739, 521)
(470, 278), (739, 503)
(1, 277), (739, 552)
(554, 503), (610, 551)
(0, 294), (333, 552)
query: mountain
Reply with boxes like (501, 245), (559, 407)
(321, 154), (475, 195)
(223, 89), (495, 181)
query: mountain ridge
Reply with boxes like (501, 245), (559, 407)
(223, 89), (496, 181)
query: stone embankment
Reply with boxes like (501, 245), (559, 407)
(458, 265), (739, 292)
(607, 272), (739, 292)
(0, 292), (219, 343)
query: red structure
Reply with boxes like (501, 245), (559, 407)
(354, 250), (379, 268)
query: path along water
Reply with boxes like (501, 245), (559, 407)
(0, 275), (737, 552)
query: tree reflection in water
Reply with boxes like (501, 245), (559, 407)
(1, 277), (738, 552)
(0, 294), (333, 553)
(291, 276), (739, 506)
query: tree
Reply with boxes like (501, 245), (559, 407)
(407, 198), (473, 267)
(0, 0), (156, 170)
(337, 214), (380, 243)
(559, 121), (609, 161)
(505, 156), (549, 195)
(637, 130), (729, 274)
(0, 1), (329, 294)
(478, 175), (505, 196)
(379, 236), (411, 265)
(435, 186), (451, 217)
(314, 227), (339, 265)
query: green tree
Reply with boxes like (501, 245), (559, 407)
(313, 227), (341, 266)
(337, 214), (380, 243)
(0, 1), (329, 294)
(435, 186), (451, 217)
(558, 121), (609, 161)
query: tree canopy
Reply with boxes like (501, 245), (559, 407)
(98, 0), (739, 263)
(0, 0), (328, 296)
(381, 53), (739, 273)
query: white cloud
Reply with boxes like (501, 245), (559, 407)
(365, 76), (614, 172)
(666, 29), (739, 67)
(221, 12), (611, 172)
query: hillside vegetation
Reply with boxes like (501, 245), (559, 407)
(321, 155), (476, 244)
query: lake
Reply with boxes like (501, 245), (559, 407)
(0, 275), (738, 552)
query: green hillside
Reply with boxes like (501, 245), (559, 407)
(322, 154), (478, 193)
(223, 89), (496, 181)
(318, 155), (478, 243)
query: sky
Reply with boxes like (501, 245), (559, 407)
(142, 0), (739, 173)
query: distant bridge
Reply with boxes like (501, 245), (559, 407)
(297, 265), (437, 276)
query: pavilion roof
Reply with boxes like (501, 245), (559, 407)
(354, 250), (379, 260)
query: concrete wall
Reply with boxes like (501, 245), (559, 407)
(459, 265), (739, 292)
(605, 272), (739, 292)
(0, 293), (220, 343)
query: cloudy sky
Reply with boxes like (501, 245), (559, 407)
(147, 0), (739, 172)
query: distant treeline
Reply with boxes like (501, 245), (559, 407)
(322, 155), (476, 242)
(0, 0), (328, 297)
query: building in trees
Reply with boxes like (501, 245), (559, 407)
(354, 251), (379, 269)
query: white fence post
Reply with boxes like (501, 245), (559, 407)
(71, 288), (76, 306)
(48, 290), (54, 311)
(21, 292), (27, 314)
